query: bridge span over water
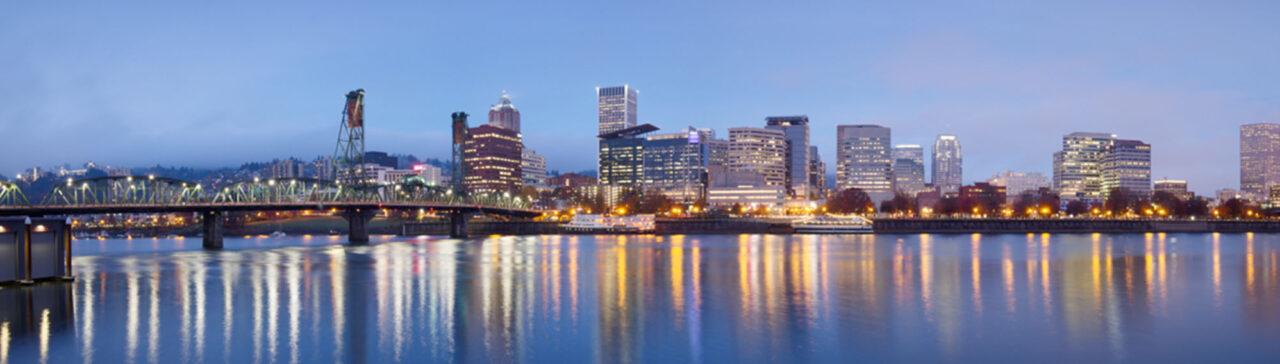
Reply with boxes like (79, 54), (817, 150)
(0, 176), (543, 248)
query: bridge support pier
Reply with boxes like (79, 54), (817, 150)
(448, 212), (470, 239)
(342, 208), (377, 244)
(202, 211), (223, 250)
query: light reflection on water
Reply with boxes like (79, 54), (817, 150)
(0, 233), (1279, 363)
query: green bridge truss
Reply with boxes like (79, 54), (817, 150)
(1, 175), (530, 209)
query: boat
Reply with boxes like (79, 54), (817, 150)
(562, 214), (656, 234)
(792, 215), (874, 234)
(269, 231), (287, 238)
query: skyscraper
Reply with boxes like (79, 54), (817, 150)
(1241, 123), (1280, 199)
(521, 149), (547, 187)
(642, 127), (714, 203)
(728, 127), (787, 188)
(765, 116), (810, 199)
(597, 85), (638, 136)
(488, 93), (521, 132)
(1053, 132), (1114, 201)
(808, 146), (826, 199)
(463, 124), (523, 193)
(836, 125), (893, 202)
(1101, 139), (1152, 197)
(931, 135), (962, 194)
(599, 124), (658, 189)
(892, 144), (926, 195)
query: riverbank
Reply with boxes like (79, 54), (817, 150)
(77, 217), (1280, 238)
(871, 218), (1280, 233)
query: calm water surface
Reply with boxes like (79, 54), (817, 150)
(3, 233), (1280, 363)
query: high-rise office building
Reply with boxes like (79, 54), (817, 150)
(463, 124), (523, 193)
(707, 139), (730, 169)
(931, 135), (962, 194)
(1241, 123), (1280, 199)
(765, 116), (810, 199)
(597, 85), (638, 136)
(489, 93), (521, 132)
(808, 146), (826, 199)
(1101, 139), (1152, 197)
(1054, 132), (1115, 201)
(521, 149), (547, 187)
(892, 144), (926, 195)
(836, 125), (893, 202)
(642, 127), (714, 203)
(599, 124), (657, 189)
(987, 171), (1051, 200)
(597, 85), (639, 181)
(728, 127), (787, 188)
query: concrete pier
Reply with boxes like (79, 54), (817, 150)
(202, 211), (223, 249)
(343, 208), (378, 244)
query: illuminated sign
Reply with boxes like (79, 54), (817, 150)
(688, 130), (700, 144)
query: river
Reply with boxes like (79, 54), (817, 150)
(2, 233), (1279, 363)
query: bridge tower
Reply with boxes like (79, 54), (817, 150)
(450, 112), (470, 195)
(335, 89), (367, 189)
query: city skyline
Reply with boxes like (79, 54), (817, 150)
(3, 1), (1278, 196)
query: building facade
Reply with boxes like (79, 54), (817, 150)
(1241, 123), (1280, 199)
(521, 149), (548, 187)
(597, 85), (638, 136)
(489, 94), (521, 132)
(764, 116), (810, 199)
(1154, 179), (1191, 200)
(1054, 132), (1115, 201)
(836, 125), (893, 202)
(808, 146), (826, 200)
(1101, 139), (1152, 197)
(931, 135), (962, 194)
(642, 127), (713, 203)
(599, 124), (657, 193)
(987, 171), (1051, 200)
(728, 127), (787, 189)
(892, 144), (926, 196)
(463, 124), (523, 193)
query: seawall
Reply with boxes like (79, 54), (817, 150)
(871, 218), (1280, 234)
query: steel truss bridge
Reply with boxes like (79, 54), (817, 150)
(0, 176), (542, 247)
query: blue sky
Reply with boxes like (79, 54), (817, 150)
(2, 1), (1277, 195)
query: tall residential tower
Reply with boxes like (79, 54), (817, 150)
(931, 135), (962, 194)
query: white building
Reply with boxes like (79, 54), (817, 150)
(931, 134), (962, 194)
(988, 171), (1051, 200)
(836, 124), (893, 203)
(728, 127), (787, 189)
(521, 149), (548, 187)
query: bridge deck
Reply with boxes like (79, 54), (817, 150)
(0, 202), (542, 218)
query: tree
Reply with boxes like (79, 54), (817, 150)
(879, 200), (896, 214)
(1104, 188), (1143, 216)
(886, 192), (918, 216)
(1219, 198), (1248, 218)
(1186, 196), (1210, 216)
(1065, 200), (1089, 216)
(637, 189), (673, 214)
(934, 196), (961, 216)
(826, 188), (874, 214)
(1150, 191), (1185, 217)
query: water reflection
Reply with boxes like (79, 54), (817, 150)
(0, 233), (1278, 362)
